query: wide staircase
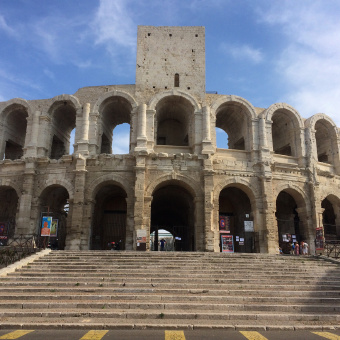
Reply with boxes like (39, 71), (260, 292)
(0, 251), (339, 330)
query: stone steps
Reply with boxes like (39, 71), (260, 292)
(0, 250), (339, 329)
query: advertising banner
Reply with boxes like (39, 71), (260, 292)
(0, 222), (9, 242)
(136, 229), (147, 243)
(221, 234), (234, 253)
(50, 219), (58, 237)
(244, 221), (254, 232)
(41, 216), (52, 237)
(219, 215), (231, 233)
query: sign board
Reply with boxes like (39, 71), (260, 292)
(219, 215), (231, 233)
(244, 221), (254, 232)
(0, 222), (9, 244)
(41, 216), (52, 237)
(221, 234), (234, 253)
(136, 229), (147, 243)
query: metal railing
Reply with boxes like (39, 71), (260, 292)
(324, 240), (340, 259)
(0, 234), (40, 268)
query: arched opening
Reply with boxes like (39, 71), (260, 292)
(49, 101), (76, 159)
(99, 96), (131, 154)
(150, 229), (174, 251)
(91, 184), (127, 250)
(315, 120), (337, 164)
(1, 104), (28, 160)
(112, 123), (130, 154)
(271, 109), (299, 157)
(219, 186), (255, 253)
(151, 184), (195, 251)
(322, 196), (340, 240)
(0, 186), (19, 244)
(276, 190), (307, 253)
(156, 96), (194, 147)
(38, 185), (69, 250)
(215, 102), (249, 150)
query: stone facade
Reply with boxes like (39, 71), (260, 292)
(0, 26), (339, 254)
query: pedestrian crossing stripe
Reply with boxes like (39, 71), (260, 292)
(165, 330), (186, 340)
(79, 330), (109, 340)
(313, 332), (340, 340)
(0, 331), (34, 339)
(240, 331), (268, 340)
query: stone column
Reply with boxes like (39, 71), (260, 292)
(88, 111), (100, 155)
(203, 169), (215, 251)
(202, 106), (214, 155)
(260, 176), (278, 254)
(25, 110), (40, 158)
(37, 114), (51, 157)
(135, 104), (147, 151)
(76, 103), (90, 156)
(65, 156), (87, 250)
(15, 161), (36, 235)
(194, 196), (205, 251)
(133, 156), (147, 250)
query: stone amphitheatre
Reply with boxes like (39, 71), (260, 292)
(0, 25), (339, 255)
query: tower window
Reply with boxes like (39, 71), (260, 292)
(174, 73), (179, 87)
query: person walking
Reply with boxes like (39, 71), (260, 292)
(294, 242), (299, 255)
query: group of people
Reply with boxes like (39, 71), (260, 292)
(290, 241), (309, 255)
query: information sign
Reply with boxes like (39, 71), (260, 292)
(221, 234), (234, 253)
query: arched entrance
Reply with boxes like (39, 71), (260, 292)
(276, 190), (308, 253)
(322, 196), (340, 240)
(151, 184), (195, 251)
(38, 185), (69, 249)
(0, 186), (19, 244)
(91, 184), (127, 250)
(219, 186), (255, 253)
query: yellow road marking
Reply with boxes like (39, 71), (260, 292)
(165, 330), (186, 340)
(312, 332), (340, 340)
(240, 331), (268, 340)
(0, 330), (34, 339)
(79, 330), (109, 340)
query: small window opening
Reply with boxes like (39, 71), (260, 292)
(153, 86), (156, 89)
(187, 87), (190, 90)
(165, 86), (168, 89)
(195, 34), (198, 37)
(169, 34), (172, 37)
(148, 33), (151, 36)
(174, 73), (180, 87)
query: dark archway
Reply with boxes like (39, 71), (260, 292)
(0, 186), (19, 244)
(219, 186), (255, 253)
(91, 184), (127, 250)
(322, 197), (340, 240)
(276, 191), (307, 253)
(151, 185), (194, 251)
(39, 185), (69, 249)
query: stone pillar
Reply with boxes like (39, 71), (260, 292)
(76, 103), (90, 156)
(203, 168), (215, 251)
(259, 115), (268, 149)
(135, 104), (147, 151)
(194, 196), (205, 251)
(202, 106), (214, 155)
(260, 176), (278, 254)
(133, 156), (147, 250)
(37, 114), (51, 157)
(65, 156), (87, 250)
(25, 110), (40, 157)
(88, 111), (100, 155)
(15, 161), (36, 235)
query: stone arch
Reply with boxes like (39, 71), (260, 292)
(1, 98), (32, 120)
(320, 193), (340, 240)
(264, 103), (304, 157)
(0, 183), (21, 200)
(36, 178), (74, 201)
(86, 173), (133, 202)
(274, 182), (307, 208)
(214, 177), (259, 205)
(211, 95), (257, 121)
(146, 173), (202, 198)
(0, 99), (31, 160)
(211, 96), (257, 151)
(48, 94), (81, 114)
(305, 113), (339, 165)
(93, 90), (138, 113)
(148, 89), (201, 112)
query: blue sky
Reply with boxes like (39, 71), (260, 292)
(1, 0), (340, 153)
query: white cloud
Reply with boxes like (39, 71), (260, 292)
(92, 0), (136, 53)
(220, 43), (264, 64)
(259, 1), (340, 124)
(0, 15), (17, 37)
